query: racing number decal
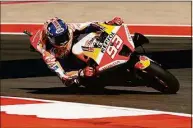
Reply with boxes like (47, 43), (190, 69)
(107, 35), (123, 59)
(107, 46), (117, 59)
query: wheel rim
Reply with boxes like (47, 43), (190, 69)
(155, 76), (168, 88)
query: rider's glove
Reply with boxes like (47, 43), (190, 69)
(62, 76), (74, 87)
(79, 66), (96, 78)
(106, 17), (124, 26)
(61, 76), (78, 87)
(61, 72), (80, 87)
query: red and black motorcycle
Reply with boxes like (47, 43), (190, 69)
(73, 23), (180, 94)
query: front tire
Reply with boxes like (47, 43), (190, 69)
(138, 62), (180, 94)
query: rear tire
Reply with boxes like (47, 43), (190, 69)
(139, 62), (180, 94)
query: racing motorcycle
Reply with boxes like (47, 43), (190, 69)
(71, 23), (180, 94)
(24, 23), (180, 94)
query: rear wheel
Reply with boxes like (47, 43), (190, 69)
(137, 62), (180, 94)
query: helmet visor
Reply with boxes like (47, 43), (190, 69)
(49, 31), (70, 46)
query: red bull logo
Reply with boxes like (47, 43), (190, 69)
(135, 56), (151, 69)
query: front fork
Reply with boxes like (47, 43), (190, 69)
(128, 53), (158, 71)
(127, 53), (163, 85)
(124, 54), (153, 86)
(127, 53), (156, 75)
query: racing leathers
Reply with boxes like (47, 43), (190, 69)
(29, 17), (124, 86)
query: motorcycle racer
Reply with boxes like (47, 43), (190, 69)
(29, 17), (124, 86)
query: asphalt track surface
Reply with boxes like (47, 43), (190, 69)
(1, 68), (192, 114)
(1, 35), (191, 61)
(1, 36), (192, 115)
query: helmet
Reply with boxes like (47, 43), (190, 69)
(46, 17), (69, 47)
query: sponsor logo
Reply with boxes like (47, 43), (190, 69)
(101, 32), (115, 53)
(85, 39), (93, 47)
(56, 28), (64, 34)
(82, 32), (115, 54)
(83, 37), (103, 52)
(52, 65), (59, 70)
(82, 38), (97, 52)
(134, 56), (150, 69)
(93, 39), (103, 48)
(81, 46), (94, 52)
(99, 60), (125, 71)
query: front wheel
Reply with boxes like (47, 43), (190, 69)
(138, 62), (180, 94)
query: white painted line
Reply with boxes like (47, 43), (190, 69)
(124, 23), (191, 27)
(1, 0), (49, 1)
(0, 32), (25, 35)
(0, 96), (62, 103)
(0, 32), (191, 37)
(143, 35), (191, 38)
(0, 23), (191, 27)
(1, 96), (191, 118)
(1, 23), (43, 25)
